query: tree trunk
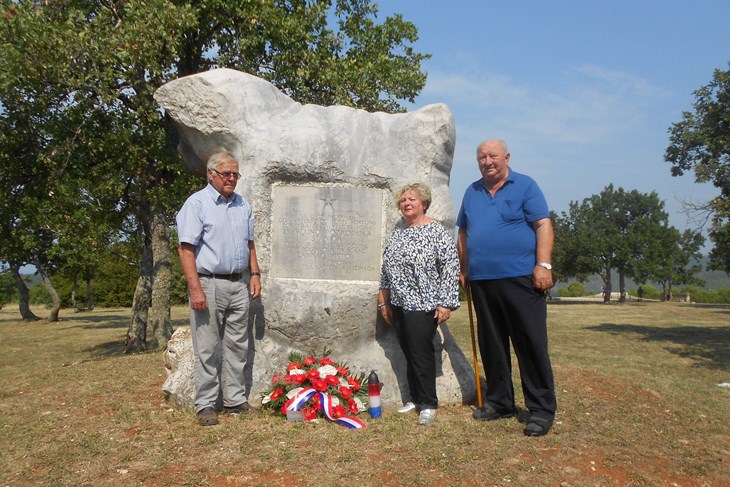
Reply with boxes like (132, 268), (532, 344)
(618, 272), (626, 303)
(601, 274), (612, 303)
(71, 275), (79, 311)
(86, 278), (94, 311)
(148, 208), (173, 350)
(36, 260), (61, 322)
(125, 240), (153, 353)
(666, 280), (673, 302)
(10, 263), (40, 321)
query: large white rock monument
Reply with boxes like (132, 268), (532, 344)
(154, 68), (476, 409)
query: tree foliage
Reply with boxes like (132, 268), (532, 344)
(665, 62), (730, 273)
(553, 184), (702, 301)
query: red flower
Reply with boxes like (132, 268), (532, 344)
(319, 357), (334, 366)
(284, 374), (297, 384)
(302, 407), (318, 420)
(339, 386), (353, 399)
(336, 365), (349, 377)
(332, 405), (346, 418)
(307, 369), (320, 381)
(281, 398), (293, 416)
(293, 374), (307, 384)
(270, 388), (284, 401)
(302, 356), (317, 366)
(347, 377), (361, 391)
(347, 399), (359, 414)
(325, 375), (340, 386)
(312, 379), (328, 392)
(271, 373), (282, 384)
(287, 362), (301, 371)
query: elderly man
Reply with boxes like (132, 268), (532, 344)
(457, 139), (557, 437)
(176, 149), (262, 426)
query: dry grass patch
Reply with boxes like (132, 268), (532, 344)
(1, 301), (728, 486)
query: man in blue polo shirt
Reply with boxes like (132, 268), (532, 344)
(177, 149), (262, 426)
(456, 139), (557, 437)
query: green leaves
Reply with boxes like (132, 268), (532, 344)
(665, 62), (730, 272)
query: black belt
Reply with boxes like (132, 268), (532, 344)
(198, 272), (242, 281)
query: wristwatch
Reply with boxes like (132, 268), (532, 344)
(536, 262), (552, 270)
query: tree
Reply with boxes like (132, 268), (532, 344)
(665, 62), (730, 273)
(1, 1), (429, 347)
(646, 228), (705, 300)
(554, 184), (685, 302)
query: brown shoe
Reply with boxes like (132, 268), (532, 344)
(223, 402), (260, 414)
(197, 407), (219, 426)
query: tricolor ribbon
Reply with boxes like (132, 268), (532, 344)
(286, 387), (366, 429)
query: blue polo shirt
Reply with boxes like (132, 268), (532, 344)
(456, 170), (550, 280)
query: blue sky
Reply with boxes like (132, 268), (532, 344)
(375, 0), (730, 235)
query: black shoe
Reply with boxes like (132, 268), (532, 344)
(472, 405), (515, 421)
(223, 402), (260, 414)
(523, 417), (552, 437)
(197, 407), (219, 426)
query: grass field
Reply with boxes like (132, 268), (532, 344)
(1, 301), (728, 486)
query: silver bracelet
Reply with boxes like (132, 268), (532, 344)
(377, 303), (388, 310)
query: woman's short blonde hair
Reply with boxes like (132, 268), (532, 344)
(394, 183), (432, 212)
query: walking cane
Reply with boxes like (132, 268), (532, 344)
(466, 287), (483, 408)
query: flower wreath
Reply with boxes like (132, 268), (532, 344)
(260, 350), (369, 429)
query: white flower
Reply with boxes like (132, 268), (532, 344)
(288, 368), (306, 375)
(318, 364), (338, 377)
(353, 397), (366, 412)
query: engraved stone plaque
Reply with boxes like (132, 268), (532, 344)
(270, 186), (383, 280)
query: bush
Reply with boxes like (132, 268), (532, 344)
(633, 284), (661, 300)
(681, 286), (730, 304)
(0, 271), (17, 309)
(558, 282), (586, 297)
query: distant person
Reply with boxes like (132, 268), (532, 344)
(176, 149), (262, 426)
(637, 286), (644, 302)
(457, 139), (557, 437)
(378, 183), (460, 426)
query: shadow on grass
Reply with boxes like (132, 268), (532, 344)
(79, 318), (129, 329)
(86, 340), (128, 358)
(587, 322), (730, 371)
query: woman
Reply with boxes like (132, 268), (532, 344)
(378, 183), (460, 425)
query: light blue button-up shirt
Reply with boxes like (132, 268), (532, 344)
(176, 183), (254, 274)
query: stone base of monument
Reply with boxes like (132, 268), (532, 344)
(162, 322), (478, 410)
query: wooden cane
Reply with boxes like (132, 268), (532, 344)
(466, 288), (483, 408)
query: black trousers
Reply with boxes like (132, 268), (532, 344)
(470, 276), (556, 420)
(391, 306), (439, 410)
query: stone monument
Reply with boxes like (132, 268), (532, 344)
(154, 68), (476, 409)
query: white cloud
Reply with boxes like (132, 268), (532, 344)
(574, 64), (672, 98)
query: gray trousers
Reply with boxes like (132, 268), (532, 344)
(190, 276), (251, 412)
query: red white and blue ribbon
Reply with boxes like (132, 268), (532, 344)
(286, 387), (367, 429)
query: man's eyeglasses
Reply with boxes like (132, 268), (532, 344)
(211, 169), (241, 180)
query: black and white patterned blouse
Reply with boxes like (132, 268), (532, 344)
(380, 220), (461, 312)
